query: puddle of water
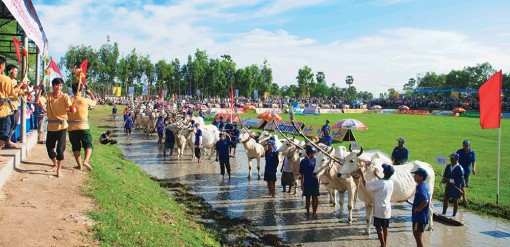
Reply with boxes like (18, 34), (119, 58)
(110, 121), (510, 246)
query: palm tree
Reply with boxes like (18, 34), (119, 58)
(345, 75), (354, 88)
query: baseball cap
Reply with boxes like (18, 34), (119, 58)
(411, 168), (428, 180)
(306, 145), (317, 153)
(463, 140), (470, 146)
(326, 119), (330, 123)
(382, 164), (395, 179)
(267, 140), (276, 146)
(397, 137), (405, 142)
(194, 122), (200, 127)
(450, 153), (459, 159)
(219, 132), (225, 136)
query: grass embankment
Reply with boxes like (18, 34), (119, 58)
(239, 111), (510, 218)
(85, 106), (220, 246)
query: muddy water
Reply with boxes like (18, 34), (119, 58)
(110, 121), (510, 246)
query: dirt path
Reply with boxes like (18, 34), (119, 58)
(0, 143), (96, 247)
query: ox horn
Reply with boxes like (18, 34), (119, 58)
(357, 146), (363, 156)
(349, 143), (352, 152)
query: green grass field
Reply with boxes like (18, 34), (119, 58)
(85, 107), (220, 246)
(238, 111), (510, 218)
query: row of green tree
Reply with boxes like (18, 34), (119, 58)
(383, 62), (509, 99)
(59, 37), (507, 101)
(59, 37), (372, 101)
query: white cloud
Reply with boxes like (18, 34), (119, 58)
(34, 0), (510, 95)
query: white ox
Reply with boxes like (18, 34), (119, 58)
(179, 125), (219, 160)
(276, 139), (306, 194)
(313, 145), (357, 223)
(239, 129), (265, 179)
(337, 149), (435, 235)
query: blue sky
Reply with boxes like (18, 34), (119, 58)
(33, 0), (510, 95)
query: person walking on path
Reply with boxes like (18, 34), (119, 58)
(391, 137), (409, 165)
(359, 163), (395, 247)
(0, 56), (19, 162)
(194, 122), (203, 163)
(67, 83), (96, 171)
(411, 168), (431, 247)
(35, 78), (73, 178)
(163, 123), (175, 157)
(264, 140), (279, 198)
(124, 113), (133, 138)
(456, 140), (476, 187)
(112, 104), (117, 119)
(280, 156), (296, 193)
(215, 132), (233, 180)
(442, 153), (468, 216)
(300, 146), (319, 219)
(229, 123), (240, 156)
(156, 116), (164, 144)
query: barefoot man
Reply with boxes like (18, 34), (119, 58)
(0, 56), (19, 162)
(67, 83), (96, 171)
(36, 78), (72, 177)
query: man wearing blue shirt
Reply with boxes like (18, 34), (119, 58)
(230, 123), (240, 156)
(163, 125), (175, 157)
(218, 116), (225, 131)
(411, 168), (430, 247)
(321, 120), (331, 135)
(212, 116), (219, 128)
(300, 146), (319, 218)
(156, 116), (165, 144)
(391, 137), (409, 165)
(186, 108), (193, 118)
(194, 123), (203, 163)
(456, 140), (476, 187)
(215, 132), (233, 179)
(320, 129), (333, 147)
(224, 118), (233, 135)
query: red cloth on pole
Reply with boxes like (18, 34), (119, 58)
(80, 59), (88, 84)
(47, 58), (63, 77)
(12, 36), (21, 66)
(230, 86), (234, 109)
(479, 70), (502, 129)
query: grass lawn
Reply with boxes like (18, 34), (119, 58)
(85, 106), (220, 246)
(238, 111), (510, 218)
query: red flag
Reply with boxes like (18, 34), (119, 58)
(12, 36), (21, 66)
(80, 59), (88, 84)
(47, 58), (63, 78)
(479, 70), (502, 129)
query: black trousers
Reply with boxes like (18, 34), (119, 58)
(46, 129), (67, 160)
(219, 159), (231, 175)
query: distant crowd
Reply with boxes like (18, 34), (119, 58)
(99, 94), (510, 112)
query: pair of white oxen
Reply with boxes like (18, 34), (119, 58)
(239, 129), (436, 235)
(166, 123), (436, 235)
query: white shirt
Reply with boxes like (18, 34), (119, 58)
(282, 157), (293, 173)
(366, 179), (394, 219)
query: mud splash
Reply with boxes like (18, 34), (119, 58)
(155, 179), (288, 247)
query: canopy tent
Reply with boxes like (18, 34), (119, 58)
(0, 0), (48, 144)
(1, 0), (48, 54)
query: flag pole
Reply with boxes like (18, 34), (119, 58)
(497, 126), (501, 204)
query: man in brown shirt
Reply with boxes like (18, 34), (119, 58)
(36, 78), (72, 177)
(0, 56), (19, 162)
(67, 83), (96, 171)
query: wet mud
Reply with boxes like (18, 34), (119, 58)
(104, 116), (510, 246)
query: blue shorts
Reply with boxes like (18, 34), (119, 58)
(0, 115), (12, 141)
